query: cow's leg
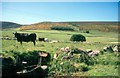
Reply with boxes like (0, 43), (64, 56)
(33, 41), (36, 46)
(20, 41), (22, 45)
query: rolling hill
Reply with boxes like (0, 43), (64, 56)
(20, 21), (118, 32)
(1, 21), (118, 32)
(1, 21), (22, 29)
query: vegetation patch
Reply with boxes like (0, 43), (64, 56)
(1, 50), (51, 78)
(51, 26), (74, 31)
(70, 34), (86, 42)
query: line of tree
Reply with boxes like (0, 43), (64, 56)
(51, 26), (74, 31)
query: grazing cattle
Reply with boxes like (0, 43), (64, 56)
(0, 37), (11, 40)
(38, 38), (45, 41)
(44, 38), (49, 42)
(38, 38), (48, 42)
(13, 32), (37, 46)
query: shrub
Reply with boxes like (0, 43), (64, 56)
(79, 53), (95, 65)
(2, 54), (19, 78)
(2, 50), (51, 78)
(71, 48), (95, 65)
(79, 63), (89, 72)
(51, 26), (74, 31)
(115, 61), (120, 65)
(49, 60), (77, 75)
(70, 34), (86, 42)
(86, 30), (90, 33)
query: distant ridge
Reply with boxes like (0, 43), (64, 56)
(20, 21), (118, 32)
(1, 21), (22, 29)
(1, 21), (118, 32)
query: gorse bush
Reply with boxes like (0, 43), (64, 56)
(72, 48), (95, 65)
(49, 48), (95, 76)
(70, 34), (86, 42)
(49, 60), (77, 75)
(51, 26), (74, 31)
(61, 61), (77, 73)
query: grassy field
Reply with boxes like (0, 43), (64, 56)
(1, 29), (120, 77)
(2, 29), (118, 51)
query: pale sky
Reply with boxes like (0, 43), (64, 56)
(1, 2), (119, 24)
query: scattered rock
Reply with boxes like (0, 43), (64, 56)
(113, 45), (119, 52)
(41, 65), (47, 70)
(60, 47), (71, 52)
(39, 52), (48, 57)
(88, 50), (100, 57)
(86, 49), (92, 53)
(61, 56), (70, 60)
(53, 53), (59, 59)
(103, 46), (113, 52)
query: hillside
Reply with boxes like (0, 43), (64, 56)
(20, 22), (70, 30)
(20, 21), (118, 32)
(1, 21), (22, 29)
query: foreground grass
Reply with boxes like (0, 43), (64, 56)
(72, 65), (118, 76)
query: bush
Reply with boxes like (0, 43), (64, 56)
(70, 34), (86, 42)
(51, 26), (74, 31)
(49, 60), (77, 75)
(2, 50), (51, 78)
(71, 48), (95, 65)
(79, 63), (89, 72)
(2, 55), (19, 78)
(86, 31), (90, 33)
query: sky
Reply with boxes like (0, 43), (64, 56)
(1, 0), (120, 2)
(1, 2), (118, 24)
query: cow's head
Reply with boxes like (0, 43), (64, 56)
(13, 32), (17, 34)
(13, 32), (18, 38)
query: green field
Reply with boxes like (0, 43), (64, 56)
(1, 29), (120, 77)
(2, 29), (118, 51)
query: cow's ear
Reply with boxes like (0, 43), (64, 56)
(13, 32), (14, 34)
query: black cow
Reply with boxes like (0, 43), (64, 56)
(13, 32), (37, 46)
(38, 38), (45, 41)
(38, 38), (49, 42)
